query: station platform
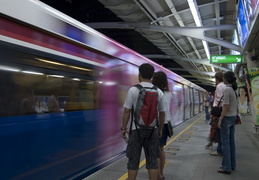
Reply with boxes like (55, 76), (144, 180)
(82, 113), (259, 180)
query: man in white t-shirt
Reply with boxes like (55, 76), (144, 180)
(209, 72), (226, 155)
(121, 63), (166, 180)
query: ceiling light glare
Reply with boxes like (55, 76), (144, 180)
(188, 0), (202, 27)
(49, 75), (64, 78)
(0, 65), (20, 72)
(22, 71), (43, 75)
(72, 78), (80, 81)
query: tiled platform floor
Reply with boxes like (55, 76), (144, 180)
(83, 113), (259, 180)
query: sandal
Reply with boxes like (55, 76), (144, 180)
(217, 168), (231, 174)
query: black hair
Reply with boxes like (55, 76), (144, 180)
(239, 86), (249, 101)
(139, 63), (155, 80)
(215, 71), (224, 82)
(224, 71), (237, 90)
(239, 86), (248, 96)
(152, 71), (169, 92)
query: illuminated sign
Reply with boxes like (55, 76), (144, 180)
(237, 0), (249, 47)
(210, 55), (243, 63)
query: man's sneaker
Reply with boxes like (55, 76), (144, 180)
(210, 151), (222, 156)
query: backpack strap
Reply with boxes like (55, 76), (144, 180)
(131, 84), (158, 142)
(134, 84), (158, 91)
(134, 84), (143, 90)
(217, 96), (223, 107)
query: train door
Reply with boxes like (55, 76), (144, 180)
(199, 91), (204, 113)
(193, 89), (200, 115)
(184, 85), (191, 120)
(171, 82), (184, 126)
(189, 88), (194, 117)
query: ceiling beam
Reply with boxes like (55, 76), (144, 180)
(144, 54), (229, 71)
(168, 68), (216, 76)
(181, 75), (215, 82)
(85, 22), (242, 52)
(164, 0), (202, 59)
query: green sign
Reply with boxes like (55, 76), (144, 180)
(210, 55), (243, 63)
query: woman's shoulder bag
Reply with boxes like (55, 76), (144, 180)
(210, 96), (223, 117)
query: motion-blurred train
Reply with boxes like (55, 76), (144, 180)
(0, 0), (205, 179)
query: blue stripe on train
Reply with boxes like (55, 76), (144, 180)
(0, 111), (99, 135)
(0, 110), (100, 180)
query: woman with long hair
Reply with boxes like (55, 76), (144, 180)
(152, 71), (173, 180)
(238, 86), (249, 114)
(217, 71), (238, 174)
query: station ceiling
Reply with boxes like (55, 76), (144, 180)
(40, 0), (240, 92)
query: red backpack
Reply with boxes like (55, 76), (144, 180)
(133, 84), (159, 129)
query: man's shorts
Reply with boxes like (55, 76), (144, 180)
(126, 129), (160, 170)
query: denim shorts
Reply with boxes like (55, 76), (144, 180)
(126, 129), (160, 170)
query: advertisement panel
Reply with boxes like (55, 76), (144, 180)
(237, 0), (249, 47)
(236, 0), (259, 47)
(248, 67), (259, 125)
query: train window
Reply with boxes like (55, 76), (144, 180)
(0, 45), (100, 117)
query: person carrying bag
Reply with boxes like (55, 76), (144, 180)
(210, 96), (223, 126)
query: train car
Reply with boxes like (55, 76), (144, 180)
(0, 0), (205, 179)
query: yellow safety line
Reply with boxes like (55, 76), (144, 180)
(118, 114), (204, 180)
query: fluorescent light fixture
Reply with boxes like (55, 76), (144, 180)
(68, 65), (91, 71)
(72, 78), (80, 81)
(105, 81), (116, 86)
(188, 0), (210, 59)
(36, 58), (66, 66)
(202, 40), (210, 59)
(211, 66), (215, 72)
(188, 0), (202, 27)
(0, 65), (20, 72)
(49, 75), (64, 78)
(35, 58), (92, 71)
(22, 71), (43, 75)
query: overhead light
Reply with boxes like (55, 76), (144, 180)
(22, 71), (43, 75)
(202, 40), (210, 59)
(0, 65), (20, 72)
(68, 65), (91, 71)
(188, 0), (202, 26)
(72, 78), (80, 81)
(211, 66), (215, 72)
(36, 58), (66, 66)
(105, 81), (116, 86)
(49, 75), (64, 78)
(35, 58), (91, 71)
(188, 0), (210, 59)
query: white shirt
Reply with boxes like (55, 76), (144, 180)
(238, 98), (248, 114)
(123, 82), (166, 129)
(213, 82), (226, 107)
(163, 91), (173, 124)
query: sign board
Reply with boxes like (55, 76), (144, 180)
(210, 55), (243, 63)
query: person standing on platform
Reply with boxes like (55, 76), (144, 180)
(121, 63), (166, 180)
(238, 86), (249, 115)
(204, 91), (211, 121)
(217, 71), (238, 174)
(152, 71), (173, 180)
(207, 72), (226, 153)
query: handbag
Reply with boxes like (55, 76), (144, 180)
(209, 116), (219, 127)
(236, 115), (242, 124)
(167, 121), (173, 137)
(210, 96), (223, 117)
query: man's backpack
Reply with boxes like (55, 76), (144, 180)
(133, 84), (159, 129)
